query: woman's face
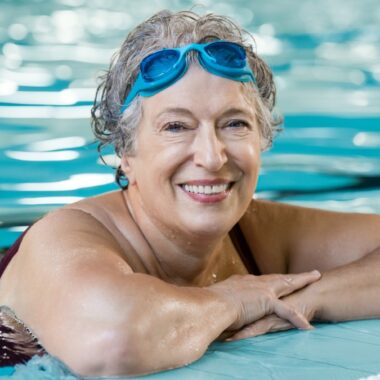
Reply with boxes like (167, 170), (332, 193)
(122, 64), (261, 238)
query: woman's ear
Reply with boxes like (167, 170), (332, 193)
(121, 154), (136, 186)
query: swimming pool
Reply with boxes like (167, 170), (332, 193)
(1, 0), (379, 249)
(0, 0), (380, 378)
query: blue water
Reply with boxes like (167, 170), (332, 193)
(1, 0), (380, 249)
(0, 0), (380, 378)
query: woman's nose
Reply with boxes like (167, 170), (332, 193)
(192, 126), (227, 171)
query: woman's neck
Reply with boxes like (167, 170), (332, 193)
(122, 190), (227, 286)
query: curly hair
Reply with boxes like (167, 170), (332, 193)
(91, 9), (283, 188)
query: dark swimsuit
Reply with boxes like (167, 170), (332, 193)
(0, 223), (260, 367)
(229, 223), (261, 276)
(0, 227), (32, 279)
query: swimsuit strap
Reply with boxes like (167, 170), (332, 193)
(230, 223), (261, 276)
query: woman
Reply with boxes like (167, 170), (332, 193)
(0, 9), (380, 377)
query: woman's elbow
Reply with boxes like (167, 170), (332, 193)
(56, 326), (142, 377)
(62, 324), (198, 377)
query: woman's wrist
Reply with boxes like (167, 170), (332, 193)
(202, 284), (239, 331)
(283, 279), (324, 322)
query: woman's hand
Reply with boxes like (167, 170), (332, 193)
(206, 270), (321, 335)
(223, 281), (319, 341)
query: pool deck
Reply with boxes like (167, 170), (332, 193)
(2, 319), (380, 379)
(147, 319), (380, 380)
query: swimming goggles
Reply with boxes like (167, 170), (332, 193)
(120, 40), (256, 113)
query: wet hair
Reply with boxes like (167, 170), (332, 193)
(91, 9), (283, 188)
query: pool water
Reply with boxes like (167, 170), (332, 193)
(0, 0), (379, 378)
(1, 0), (380, 249)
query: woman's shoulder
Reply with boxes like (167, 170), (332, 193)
(240, 198), (328, 228)
(17, 192), (129, 261)
(61, 190), (134, 241)
(45, 190), (139, 255)
(7, 191), (135, 274)
(240, 199), (380, 274)
(1, 190), (148, 288)
(63, 190), (126, 221)
(237, 199), (319, 274)
(238, 198), (332, 255)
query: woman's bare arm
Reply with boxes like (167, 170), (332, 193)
(296, 244), (380, 322)
(226, 245), (380, 340)
(3, 208), (320, 376)
(228, 200), (380, 340)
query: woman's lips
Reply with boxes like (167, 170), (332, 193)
(179, 181), (233, 203)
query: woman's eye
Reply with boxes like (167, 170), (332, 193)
(226, 120), (250, 129)
(164, 122), (187, 132)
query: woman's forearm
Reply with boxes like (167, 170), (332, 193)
(303, 246), (380, 322)
(69, 271), (320, 376)
(122, 275), (236, 375)
(63, 273), (236, 377)
(216, 247), (380, 341)
(124, 271), (319, 375)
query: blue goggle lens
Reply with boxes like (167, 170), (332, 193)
(141, 41), (246, 82)
(141, 49), (180, 82)
(204, 41), (246, 68)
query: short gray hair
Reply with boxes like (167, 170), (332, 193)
(91, 9), (282, 187)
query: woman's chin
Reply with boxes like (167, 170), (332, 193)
(178, 214), (234, 238)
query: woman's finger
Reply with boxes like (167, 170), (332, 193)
(272, 299), (313, 330)
(226, 315), (293, 341)
(271, 270), (321, 298)
(226, 298), (314, 342)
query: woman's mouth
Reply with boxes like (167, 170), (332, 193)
(179, 182), (234, 203)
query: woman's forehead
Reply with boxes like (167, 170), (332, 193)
(142, 64), (256, 119)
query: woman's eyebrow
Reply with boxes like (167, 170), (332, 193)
(156, 107), (194, 119)
(220, 107), (254, 119)
(155, 107), (254, 119)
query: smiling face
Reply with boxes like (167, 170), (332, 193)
(122, 64), (261, 239)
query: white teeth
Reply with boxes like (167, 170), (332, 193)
(183, 183), (229, 194)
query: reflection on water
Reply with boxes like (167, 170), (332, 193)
(0, 0), (380, 248)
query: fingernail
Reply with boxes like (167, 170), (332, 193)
(299, 316), (312, 329)
(300, 322), (314, 330)
(311, 270), (321, 276)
